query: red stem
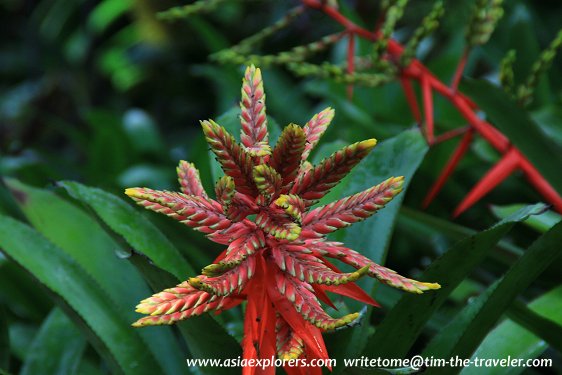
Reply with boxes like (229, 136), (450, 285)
(346, 32), (355, 99)
(453, 148), (520, 217)
(435, 126), (470, 144)
(421, 75), (435, 145)
(450, 47), (470, 92)
(299, 0), (562, 214)
(399, 76), (421, 124)
(423, 129), (474, 208)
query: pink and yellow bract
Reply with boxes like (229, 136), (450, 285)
(125, 65), (439, 375)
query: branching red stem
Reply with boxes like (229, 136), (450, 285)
(300, 0), (562, 214)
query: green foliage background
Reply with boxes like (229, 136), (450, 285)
(1, 0), (562, 374)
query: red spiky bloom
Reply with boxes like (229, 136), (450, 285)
(126, 65), (440, 374)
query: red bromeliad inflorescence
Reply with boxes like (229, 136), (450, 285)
(126, 66), (440, 374)
(299, 0), (562, 217)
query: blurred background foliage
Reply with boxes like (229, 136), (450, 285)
(1, 0), (562, 374)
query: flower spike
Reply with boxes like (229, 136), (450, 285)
(240, 65), (271, 156)
(292, 139), (377, 206)
(215, 175), (235, 209)
(253, 165), (282, 203)
(270, 124), (307, 190)
(302, 176), (403, 237)
(276, 316), (305, 360)
(127, 66), (439, 371)
(189, 255), (256, 296)
(302, 107), (334, 161)
(125, 188), (231, 235)
(177, 160), (208, 197)
(201, 119), (258, 196)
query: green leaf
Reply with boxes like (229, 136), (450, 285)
(83, 109), (132, 182)
(178, 315), (243, 375)
(0, 261), (52, 321)
(88, 0), (132, 33)
(422, 281), (499, 360)
(507, 301), (562, 353)
(462, 79), (562, 194)
(461, 286), (562, 375)
(0, 306), (8, 370)
(3, 179), (185, 375)
(491, 204), (561, 233)
(0, 215), (161, 375)
(423, 221), (562, 374)
(398, 207), (524, 260)
(363, 203), (548, 359)
(20, 308), (86, 375)
(59, 181), (195, 280)
(4, 178), (144, 306)
(532, 105), (562, 148)
(326, 128), (428, 370)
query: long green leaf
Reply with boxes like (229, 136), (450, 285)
(491, 204), (561, 233)
(326, 128), (428, 371)
(423, 220), (562, 374)
(4, 178), (145, 308)
(507, 301), (562, 353)
(0, 261), (52, 321)
(461, 286), (562, 375)
(462, 79), (562, 194)
(399, 207), (524, 259)
(178, 315), (243, 375)
(0, 215), (161, 375)
(3, 179), (184, 375)
(20, 308), (86, 375)
(59, 181), (194, 279)
(363, 203), (547, 359)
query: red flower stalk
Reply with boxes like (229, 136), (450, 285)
(299, 0), (562, 216)
(126, 66), (440, 374)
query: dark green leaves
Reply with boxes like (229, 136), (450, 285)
(424, 220), (562, 374)
(0, 215), (162, 375)
(2, 178), (243, 375)
(364, 203), (548, 359)
(59, 181), (194, 280)
(20, 308), (86, 375)
(461, 286), (562, 375)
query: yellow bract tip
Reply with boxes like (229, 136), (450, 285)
(362, 138), (377, 148)
(274, 195), (288, 207)
(188, 277), (202, 288)
(124, 188), (138, 197)
(422, 282), (441, 290)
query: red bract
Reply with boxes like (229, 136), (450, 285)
(126, 66), (440, 374)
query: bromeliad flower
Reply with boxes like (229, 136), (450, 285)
(126, 65), (440, 374)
